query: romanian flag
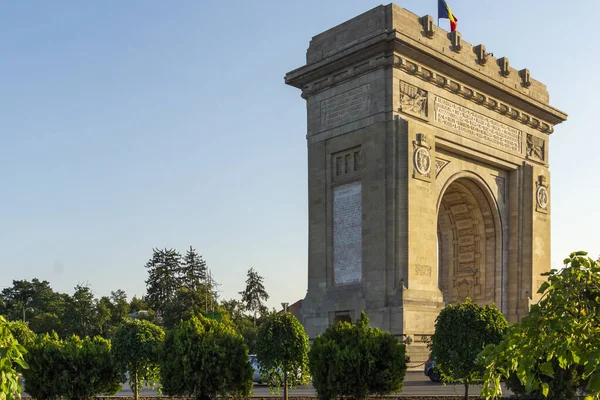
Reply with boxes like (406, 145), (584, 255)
(438, 0), (458, 32)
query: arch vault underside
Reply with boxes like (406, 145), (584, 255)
(437, 175), (504, 309)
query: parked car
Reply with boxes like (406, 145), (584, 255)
(424, 357), (441, 382)
(249, 354), (280, 385)
(249, 354), (262, 383)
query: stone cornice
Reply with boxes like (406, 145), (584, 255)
(286, 13), (568, 129)
(298, 53), (555, 134)
(390, 31), (567, 127)
(394, 55), (554, 134)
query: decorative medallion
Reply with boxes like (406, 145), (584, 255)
(536, 186), (549, 210)
(414, 147), (431, 175)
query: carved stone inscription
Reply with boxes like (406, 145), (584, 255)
(321, 84), (371, 129)
(333, 182), (362, 285)
(434, 97), (522, 153)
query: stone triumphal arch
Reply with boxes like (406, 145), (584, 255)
(285, 4), (566, 362)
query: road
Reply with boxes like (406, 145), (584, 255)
(110, 371), (511, 397)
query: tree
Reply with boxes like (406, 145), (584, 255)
(160, 315), (253, 400)
(430, 299), (507, 400)
(112, 320), (164, 400)
(29, 312), (64, 336)
(96, 297), (113, 338)
(23, 334), (121, 400)
(0, 279), (65, 327)
(309, 312), (408, 400)
(239, 268), (269, 325)
(129, 296), (149, 313)
(480, 251), (600, 399)
(222, 299), (258, 352)
(7, 321), (35, 350)
(108, 290), (130, 327)
(256, 312), (310, 396)
(179, 246), (207, 291)
(0, 315), (28, 400)
(162, 286), (218, 329)
(6, 321), (34, 375)
(144, 248), (181, 314)
(23, 333), (62, 400)
(63, 285), (97, 337)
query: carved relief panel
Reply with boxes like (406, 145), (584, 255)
(439, 182), (488, 303)
(526, 134), (546, 163)
(399, 81), (428, 119)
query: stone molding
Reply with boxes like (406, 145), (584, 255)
(300, 53), (554, 135)
(395, 55), (553, 134)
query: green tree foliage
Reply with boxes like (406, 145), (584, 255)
(480, 252), (600, 399)
(160, 315), (253, 400)
(256, 312), (310, 393)
(1, 282), (129, 339)
(29, 312), (64, 336)
(7, 321), (35, 349)
(6, 321), (34, 374)
(23, 333), (121, 400)
(239, 267), (269, 325)
(162, 287), (219, 329)
(96, 297), (113, 338)
(112, 320), (164, 400)
(0, 279), (65, 332)
(221, 299), (258, 352)
(109, 290), (130, 324)
(309, 312), (408, 400)
(129, 295), (149, 313)
(0, 315), (28, 400)
(430, 300), (507, 399)
(179, 246), (207, 291)
(63, 285), (97, 337)
(22, 333), (62, 400)
(144, 248), (181, 314)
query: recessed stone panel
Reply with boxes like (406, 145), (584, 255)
(333, 182), (362, 285)
(434, 96), (522, 153)
(321, 84), (371, 129)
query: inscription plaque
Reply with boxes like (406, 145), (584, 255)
(333, 182), (362, 285)
(321, 85), (371, 129)
(434, 97), (522, 153)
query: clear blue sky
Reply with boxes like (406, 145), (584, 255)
(1, 1), (597, 309)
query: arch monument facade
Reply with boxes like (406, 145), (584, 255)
(285, 4), (567, 363)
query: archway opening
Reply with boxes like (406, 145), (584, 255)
(437, 177), (499, 306)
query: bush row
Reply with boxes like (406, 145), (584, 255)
(5, 312), (408, 400)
